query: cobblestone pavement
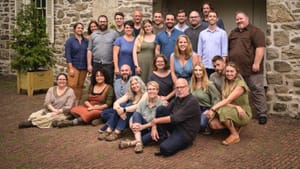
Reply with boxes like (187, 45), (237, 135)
(0, 76), (299, 169)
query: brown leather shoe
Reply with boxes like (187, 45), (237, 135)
(97, 131), (110, 140)
(105, 132), (120, 141)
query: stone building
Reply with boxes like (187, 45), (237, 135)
(0, 0), (299, 118)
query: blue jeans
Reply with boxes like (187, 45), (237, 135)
(132, 112), (152, 145)
(155, 105), (191, 156)
(105, 102), (133, 131)
(200, 106), (209, 130)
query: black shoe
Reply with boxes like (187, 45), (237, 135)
(258, 116), (267, 125)
(18, 121), (34, 128)
(57, 120), (73, 128)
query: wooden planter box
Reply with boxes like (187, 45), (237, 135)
(17, 70), (54, 96)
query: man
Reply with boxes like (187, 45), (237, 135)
(152, 11), (164, 34)
(209, 55), (226, 93)
(155, 13), (183, 60)
(174, 9), (189, 32)
(197, 10), (227, 77)
(132, 10), (143, 36)
(201, 2), (225, 29)
(87, 15), (119, 86)
(114, 64), (132, 99)
(184, 10), (207, 52)
(228, 11), (268, 125)
(151, 78), (200, 156)
(113, 12), (125, 36)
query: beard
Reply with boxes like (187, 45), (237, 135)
(99, 24), (108, 31)
(166, 23), (174, 29)
(121, 75), (129, 81)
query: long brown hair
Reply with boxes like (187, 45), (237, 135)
(222, 62), (243, 97)
(190, 62), (209, 92)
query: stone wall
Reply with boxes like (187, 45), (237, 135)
(0, 0), (14, 74)
(266, 0), (300, 118)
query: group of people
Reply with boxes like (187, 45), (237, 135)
(18, 2), (268, 157)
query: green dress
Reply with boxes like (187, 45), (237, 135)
(217, 79), (252, 127)
(137, 41), (155, 82)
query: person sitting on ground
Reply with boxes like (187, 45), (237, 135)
(54, 68), (114, 128)
(190, 62), (220, 134)
(98, 76), (147, 141)
(148, 54), (175, 103)
(118, 81), (163, 153)
(18, 73), (76, 129)
(205, 62), (252, 145)
(209, 55), (226, 93)
(100, 64), (132, 123)
(151, 78), (200, 156)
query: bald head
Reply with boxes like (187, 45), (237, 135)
(235, 11), (249, 30)
(175, 78), (189, 98)
(120, 64), (132, 81)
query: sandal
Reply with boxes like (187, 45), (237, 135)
(97, 131), (111, 140)
(119, 139), (134, 149)
(134, 141), (143, 154)
(222, 135), (240, 146)
(105, 132), (121, 141)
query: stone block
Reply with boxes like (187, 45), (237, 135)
(274, 61), (292, 72)
(267, 4), (295, 23)
(266, 48), (279, 60)
(266, 73), (283, 85)
(276, 95), (292, 101)
(282, 46), (300, 59)
(291, 37), (300, 45)
(281, 23), (300, 30)
(294, 80), (300, 87)
(274, 31), (289, 47)
(274, 86), (289, 93)
(273, 103), (287, 112)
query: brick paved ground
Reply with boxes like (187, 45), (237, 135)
(0, 76), (299, 169)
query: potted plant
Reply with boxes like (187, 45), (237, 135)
(11, 3), (55, 96)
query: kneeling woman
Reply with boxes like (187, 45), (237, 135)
(118, 81), (163, 153)
(56, 68), (114, 127)
(18, 73), (76, 128)
(205, 62), (252, 145)
(98, 76), (147, 141)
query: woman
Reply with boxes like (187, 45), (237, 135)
(113, 20), (136, 77)
(98, 76), (147, 141)
(119, 81), (163, 153)
(65, 22), (89, 106)
(148, 54), (175, 103)
(86, 20), (99, 40)
(170, 34), (199, 83)
(18, 73), (76, 128)
(190, 62), (220, 133)
(205, 62), (252, 145)
(133, 19), (156, 82)
(54, 68), (114, 127)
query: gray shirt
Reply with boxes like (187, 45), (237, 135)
(209, 72), (223, 93)
(113, 79), (128, 99)
(88, 29), (119, 64)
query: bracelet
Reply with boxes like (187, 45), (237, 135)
(210, 108), (216, 112)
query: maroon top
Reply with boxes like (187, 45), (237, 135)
(228, 24), (265, 76)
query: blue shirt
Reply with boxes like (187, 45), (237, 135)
(173, 55), (193, 82)
(65, 35), (88, 70)
(113, 36), (135, 74)
(197, 27), (228, 69)
(113, 79), (129, 99)
(201, 18), (225, 30)
(155, 28), (183, 60)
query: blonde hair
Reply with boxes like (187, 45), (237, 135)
(135, 19), (153, 52)
(147, 81), (159, 91)
(190, 62), (209, 92)
(174, 34), (193, 60)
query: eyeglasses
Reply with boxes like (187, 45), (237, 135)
(176, 85), (187, 90)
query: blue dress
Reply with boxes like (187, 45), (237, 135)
(114, 36), (135, 75)
(174, 55), (193, 82)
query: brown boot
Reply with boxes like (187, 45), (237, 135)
(18, 121), (34, 128)
(57, 120), (73, 128)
